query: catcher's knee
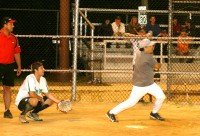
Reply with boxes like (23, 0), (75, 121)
(29, 98), (39, 107)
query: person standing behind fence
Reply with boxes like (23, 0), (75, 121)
(0, 17), (21, 119)
(106, 38), (166, 122)
(111, 16), (125, 48)
(145, 16), (161, 37)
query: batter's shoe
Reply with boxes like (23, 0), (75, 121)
(106, 111), (118, 122)
(150, 112), (165, 121)
(4, 110), (13, 119)
(27, 112), (43, 121)
(19, 115), (29, 123)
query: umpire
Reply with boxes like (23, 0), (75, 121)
(0, 17), (21, 118)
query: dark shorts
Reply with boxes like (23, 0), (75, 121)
(0, 63), (15, 86)
(18, 96), (48, 111)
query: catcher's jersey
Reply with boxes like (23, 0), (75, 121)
(15, 74), (48, 106)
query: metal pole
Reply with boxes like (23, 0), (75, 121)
(56, 11), (59, 68)
(84, 11), (87, 36)
(167, 0), (173, 97)
(72, 0), (79, 101)
(160, 43), (163, 63)
(91, 29), (94, 81)
(80, 16), (83, 57)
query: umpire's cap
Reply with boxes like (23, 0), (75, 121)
(139, 39), (155, 49)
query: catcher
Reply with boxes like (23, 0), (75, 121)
(15, 61), (71, 123)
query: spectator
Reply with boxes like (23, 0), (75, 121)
(137, 28), (147, 36)
(111, 16), (125, 48)
(111, 16), (125, 36)
(184, 19), (196, 37)
(172, 17), (182, 37)
(145, 16), (161, 37)
(97, 18), (113, 48)
(176, 29), (193, 63)
(127, 16), (142, 35)
(184, 19), (197, 49)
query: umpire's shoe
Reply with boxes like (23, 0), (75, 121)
(27, 112), (43, 121)
(19, 115), (29, 123)
(150, 112), (165, 121)
(106, 111), (118, 122)
(4, 110), (13, 119)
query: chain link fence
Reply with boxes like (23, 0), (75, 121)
(0, 0), (200, 104)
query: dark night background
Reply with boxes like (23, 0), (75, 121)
(0, 0), (199, 69)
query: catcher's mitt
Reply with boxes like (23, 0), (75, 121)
(57, 100), (72, 113)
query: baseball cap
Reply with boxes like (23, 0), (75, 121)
(139, 39), (155, 49)
(2, 17), (16, 25)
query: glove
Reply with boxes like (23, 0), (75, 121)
(57, 100), (72, 113)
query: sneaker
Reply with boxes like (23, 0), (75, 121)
(106, 111), (118, 122)
(4, 110), (13, 119)
(150, 112), (165, 121)
(19, 115), (29, 123)
(27, 112), (43, 121)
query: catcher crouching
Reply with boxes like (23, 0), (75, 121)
(15, 61), (71, 123)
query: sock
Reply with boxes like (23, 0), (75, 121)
(32, 104), (49, 113)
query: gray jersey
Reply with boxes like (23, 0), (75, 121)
(133, 51), (157, 87)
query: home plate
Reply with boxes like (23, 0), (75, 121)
(126, 125), (148, 129)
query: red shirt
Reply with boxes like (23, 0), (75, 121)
(0, 31), (21, 64)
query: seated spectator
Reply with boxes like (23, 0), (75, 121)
(111, 16), (125, 36)
(184, 19), (198, 49)
(176, 29), (193, 63)
(97, 18), (113, 48)
(173, 17), (182, 37)
(111, 16), (125, 48)
(137, 28), (146, 36)
(184, 19), (196, 37)
(145, 15), (161, 37)
(127, 16), (142, 35)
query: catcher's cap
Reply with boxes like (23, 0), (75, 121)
(139, 38), (155, 49)
(2, 17), (16, 25)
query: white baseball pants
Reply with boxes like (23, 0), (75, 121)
(110, 83), (166, 115)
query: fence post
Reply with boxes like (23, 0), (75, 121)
(72, 0), (80, 101)
(167, 0), (173, 97)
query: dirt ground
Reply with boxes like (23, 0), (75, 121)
(1, 102), (200, 136)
